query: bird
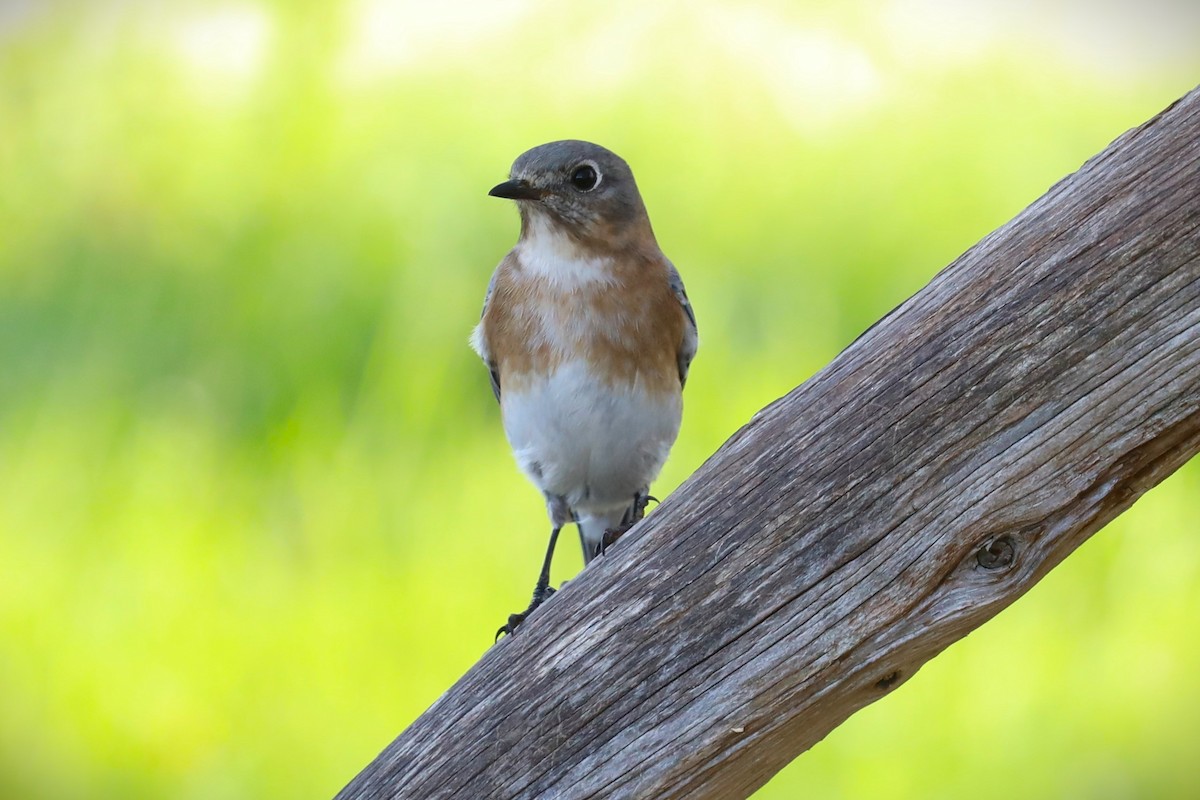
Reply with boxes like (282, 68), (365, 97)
(471, 140), (697, 639)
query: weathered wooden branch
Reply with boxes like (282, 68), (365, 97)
(339, 87), (1200, 799)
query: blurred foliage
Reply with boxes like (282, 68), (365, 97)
(1, 1), (1198, 798)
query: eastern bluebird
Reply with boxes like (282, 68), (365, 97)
(472, 140), (697, 638)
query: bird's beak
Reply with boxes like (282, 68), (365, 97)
(488, 179), (542, 201)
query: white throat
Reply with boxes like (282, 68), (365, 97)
(516, 213), (614, 289)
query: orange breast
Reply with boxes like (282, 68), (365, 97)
(484, 254), (685, 397)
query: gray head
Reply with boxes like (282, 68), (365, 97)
(489, 140), (654, 251)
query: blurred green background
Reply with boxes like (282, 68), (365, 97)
(1, 0), (1198, 797)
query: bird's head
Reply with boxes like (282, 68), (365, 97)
(489, 140), (653, 252)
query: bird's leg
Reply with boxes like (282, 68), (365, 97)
(598, 492), (658, 557)
(496, 524), (562, 640)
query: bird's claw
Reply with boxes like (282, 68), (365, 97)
(596, 494), (660, 559)
(495, 614), (525, 641)
(495, 585), (556, 641)
(599, 525), (629, 556)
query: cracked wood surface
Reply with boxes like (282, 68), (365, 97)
(338, 87), (1200, 800)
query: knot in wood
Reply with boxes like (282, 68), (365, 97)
(976, 534), (1016, 570)
(875, 671), (901, 690)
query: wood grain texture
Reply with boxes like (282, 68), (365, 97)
(339, 87), (1200, 800)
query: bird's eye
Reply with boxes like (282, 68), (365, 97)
(570, 164), (600, 191)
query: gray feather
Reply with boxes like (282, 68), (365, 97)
(666, 260), (698, 387)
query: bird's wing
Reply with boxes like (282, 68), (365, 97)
(666, 260), (698, 387)
(471, 268), (502, 403)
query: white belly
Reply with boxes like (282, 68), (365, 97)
(501, 360), (682, 516)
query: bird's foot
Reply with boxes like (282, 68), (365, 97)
(597, 494), (660, 558)
(495, 585), (556, 641)
(639, 494), (659, 519)
(599, 524), (631, 557)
